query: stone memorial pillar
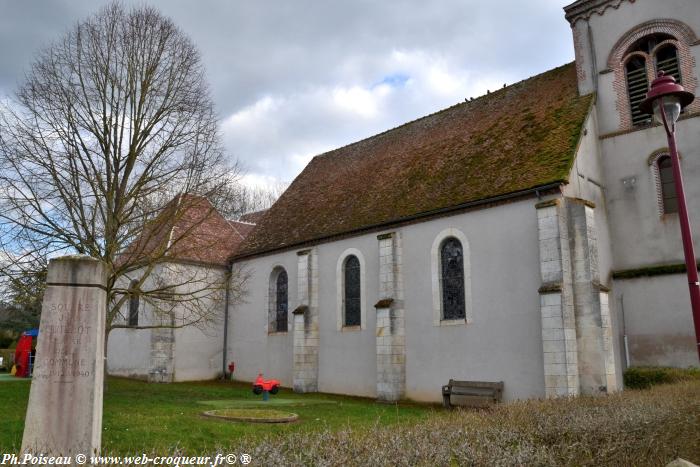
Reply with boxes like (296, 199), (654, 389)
(21, 255), (108, 459)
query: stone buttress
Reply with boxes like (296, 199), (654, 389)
(293, 248), (319, 392)
(536, 198), (617, 397)
(375, 232), (406, 401)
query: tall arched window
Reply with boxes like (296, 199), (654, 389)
(440, 238), (465, 320)
(128, 279), (139, 327)
(657, 155), (678, 214)
(268, 267), (288, 333)
(275, 270), (288, 332)
(343, 255), (361, 326)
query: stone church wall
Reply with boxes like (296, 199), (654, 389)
(229, 197), (549, 402)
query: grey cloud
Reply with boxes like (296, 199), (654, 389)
(0, 0), (575, 186)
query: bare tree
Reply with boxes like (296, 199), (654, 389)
(0, 3), (246, 368)
(225, 180), (289, 219)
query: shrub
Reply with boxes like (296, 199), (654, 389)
(624, 366), (700, 389)
(244, 381), (700, 466)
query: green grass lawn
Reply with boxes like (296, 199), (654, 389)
(0, 376), (432, 454)
(2, 375), (699, 465)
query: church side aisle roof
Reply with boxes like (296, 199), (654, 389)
(121, 194), (254, 268)
(233, 62), (593, 260)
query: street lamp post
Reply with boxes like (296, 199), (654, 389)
(640, 72), (700, 361)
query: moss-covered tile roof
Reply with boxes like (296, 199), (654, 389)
(234, 63), (593, 259)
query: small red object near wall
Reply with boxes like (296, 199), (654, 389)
(228, 362), (235, 374)
(253, 373), (280, 395)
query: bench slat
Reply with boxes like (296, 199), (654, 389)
(448, 380), (504, 389)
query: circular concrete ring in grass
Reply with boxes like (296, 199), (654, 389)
(202, 408), (298, 424)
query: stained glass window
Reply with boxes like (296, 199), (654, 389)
(344, 255), (361, 326)
(276, 270), (288, 332)
(440, 238), (465, 320)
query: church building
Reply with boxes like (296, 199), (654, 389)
(109, 0), (700, 402)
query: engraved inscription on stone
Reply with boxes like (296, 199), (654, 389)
(31, 302), (95, 381)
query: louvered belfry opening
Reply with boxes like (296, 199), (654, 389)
(655, 45), (682, 84)
(624, 33), (683, 127)
(626, 57), (651, 126)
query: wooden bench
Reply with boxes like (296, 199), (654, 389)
(442, 380), (504, 408)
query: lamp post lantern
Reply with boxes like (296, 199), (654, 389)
(640, 72), (700, 361)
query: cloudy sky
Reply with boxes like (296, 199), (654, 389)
(0, 0), (575, 188)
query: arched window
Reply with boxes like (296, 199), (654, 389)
(268, 267), (288, 333)
(275, 270), (288, 332)
(657, 156), (678, 214)
(128, 279), (139, 327)
(608, 20), (698, 131)
(440, 238), (466, 320)
(343, 255), (361, 326)
(622, 34), (683, 127)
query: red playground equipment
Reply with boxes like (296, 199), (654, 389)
(14, 329), (38, 378)
(253, 373), (280, 395)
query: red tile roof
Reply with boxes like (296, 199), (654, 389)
(228, 219), (256, 240)
(122, 194), (254, 267)
(234, 63), (593, 260)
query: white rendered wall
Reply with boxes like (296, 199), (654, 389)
(108, 267), (160, 379)
(228, 255), (296, 387)
(229, 197), (546, 402)
(614, 274), (697, 367)
(108, 262), (226, 381)
(600, 120), (700, 270)
(171, 263), (226, 381)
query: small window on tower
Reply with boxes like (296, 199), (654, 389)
(658, 156), (678, 214)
